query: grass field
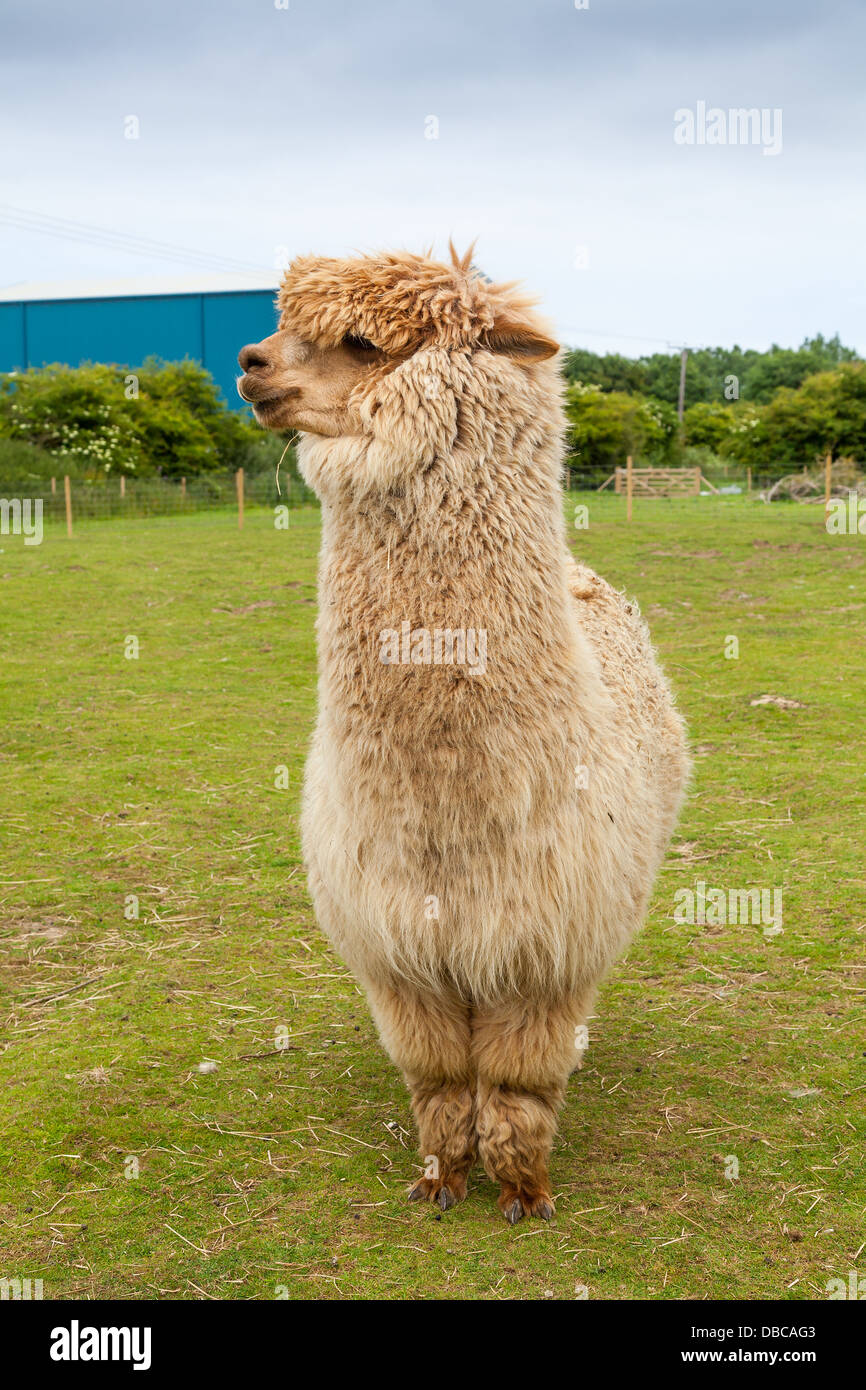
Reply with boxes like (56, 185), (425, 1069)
(1, 494), (863, 1302)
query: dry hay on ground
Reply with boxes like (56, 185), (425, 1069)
(763, 457), (864, 503)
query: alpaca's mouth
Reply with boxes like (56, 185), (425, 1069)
(236, 374), (277, 406)
(237, 377), (301, 428)
(238, 383), (288, 427)
(250, 396), (288, 426)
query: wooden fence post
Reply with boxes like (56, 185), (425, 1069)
(747, 466), (752, 496)
(64, 475), (72, 537)
(824, 451), (832, 525)
(236, 467), (244, 529)
(626, 455), (633, 522)
(181, 477), (186, 502)
(51, 476), (56, 495)
(120, 475), (125, 499)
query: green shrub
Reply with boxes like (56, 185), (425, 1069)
(720, 364), (866, 474)
(0, 436), (57, 481)
(0, 360), (268, 479)
(683, 400), (741, 453)
(757, 362), (866, 470)
(131, 360), (258, 477)
(680, 443), (725, 474)
(564, 382), (678, 474)
(0, 363), (143, 474)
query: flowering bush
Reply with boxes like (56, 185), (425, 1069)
(0, 360), (263, 479)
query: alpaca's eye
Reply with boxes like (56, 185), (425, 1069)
(342, 334), (378, 353)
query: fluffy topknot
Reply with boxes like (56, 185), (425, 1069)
(277, 243), (555, 357)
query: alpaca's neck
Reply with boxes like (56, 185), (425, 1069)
(301, 361), (572, 650)
(307, 410), (590, 747)
(322, 447), (569, 606)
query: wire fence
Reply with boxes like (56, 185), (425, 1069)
(0, 461), (776, 533)
(0, 467), (317, 524)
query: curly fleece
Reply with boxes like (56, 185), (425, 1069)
(285, 245), (691, 1217)
(277, 243), (547, 355)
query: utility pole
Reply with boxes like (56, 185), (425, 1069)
(677, 347), (688, 423)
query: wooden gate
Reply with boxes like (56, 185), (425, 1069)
(613, 466), (701, 497)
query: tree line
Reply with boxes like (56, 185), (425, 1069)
(1, 338), (864, 488)
(561, 335), (866, 481)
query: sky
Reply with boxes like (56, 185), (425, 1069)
(1, 0), (864, 356)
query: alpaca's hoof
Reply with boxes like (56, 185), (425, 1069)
(503, 1198), (524, 1226)
(408, 1174), (466, 1209)
(499, 1188), (556, 1224)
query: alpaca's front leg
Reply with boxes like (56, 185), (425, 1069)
(472, 991), (593, 1224)
(364, 978), (475, 1209)
(406, 1076), (477, 1208)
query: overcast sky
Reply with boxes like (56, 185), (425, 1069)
(1, 0), (864, 355)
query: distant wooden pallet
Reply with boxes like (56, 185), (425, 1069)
(612, 466), (703, 497)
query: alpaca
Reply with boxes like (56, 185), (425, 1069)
(237, 246), (690, 1223)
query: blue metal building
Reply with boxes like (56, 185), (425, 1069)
(0, 274), (279, 408)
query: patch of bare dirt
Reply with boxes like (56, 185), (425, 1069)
(2, 917), (69, 946)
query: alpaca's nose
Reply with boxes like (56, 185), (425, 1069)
(238, 342), (271, 372)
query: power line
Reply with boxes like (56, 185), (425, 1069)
(1, 212), (707, 346)
(560, 329), (707, 355)
(560, 327), (706, 355)
(0, 203), (271, 275)
(0, 203), (267, 271)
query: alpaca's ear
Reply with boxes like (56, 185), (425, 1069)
(483, 311), (559, 362)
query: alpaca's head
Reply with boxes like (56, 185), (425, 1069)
(237, 245), (559, 441)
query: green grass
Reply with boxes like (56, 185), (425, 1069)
(0, 494), (863, 1301)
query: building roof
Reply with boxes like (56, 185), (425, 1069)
(0, 273), (280, 303)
